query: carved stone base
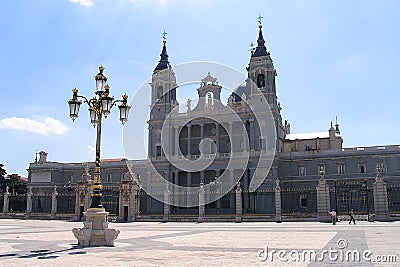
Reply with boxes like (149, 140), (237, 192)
(72, 208), (120, 247)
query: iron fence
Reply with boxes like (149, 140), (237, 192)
(388, 185), (400, 214)
(57, 193), (76, 214)
(281, 188), (317, 217)
(8, 193), (27, 213)
(330, 180), (374, 216)
(32, 194), (52, 213)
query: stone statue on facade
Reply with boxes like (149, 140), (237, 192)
(186, 99), (191, 112)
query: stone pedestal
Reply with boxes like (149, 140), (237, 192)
(72, 208), (120, 247)
(275, 180), (282, 223)
(26, 186), (33, 218)
(2, 186), (10, 214)
(163, 189), (170, 223)
(198, 184), (205, 223)
(373, 177), (390, 221)
(317, 177), (331, 222)
(235, 183), (242, 223)
(51, 185), (58, 219)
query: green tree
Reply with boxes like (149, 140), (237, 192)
(0, 164), (27, 194)
(0, 163), (7, 192)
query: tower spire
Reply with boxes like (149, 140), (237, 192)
(252, 14), (269, 58)
(154, 30), (171, 72)
(335, 116), (341, 134)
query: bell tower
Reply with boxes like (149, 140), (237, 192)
(148, 33), (178, 158)
(247, 17), (278, 108)
(150, 33), (177, 120)
(247, 17), (286, 152)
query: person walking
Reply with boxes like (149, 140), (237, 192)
(349, 209), (356, 225)
(329, 209), (337, 225)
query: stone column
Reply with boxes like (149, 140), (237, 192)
(187, 125), (191, 156)
(373, 176), (390, 221)
(275, 179), (282, 223)
(148, 126), (153, 158)
(242, 120), (248, 152)
(118, 185), (124, 221)
(249, 119), (255, 151)
(215, 123), (219, 154)
(200, 123), (204, 140)
(26, 185), (33, 218)
(316, 175), (331, 222)
(235, 183), (242, 223)
(174, 126), (179, 156)
(2, 186), (10, 214)
(198, 183), (205, 223)
(51, 185), (58, 219)
(174, 171), (179, 206)
(163, 184), (170, 223)
(228, 122), (233, 152)
(200, 171), (205, 185)
(187, 172), (191, 207)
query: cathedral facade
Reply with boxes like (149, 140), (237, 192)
(24, 22), (400, 222)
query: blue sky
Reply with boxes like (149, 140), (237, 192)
(0, 0), (399, 176)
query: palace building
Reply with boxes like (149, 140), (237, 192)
(21, 22), (400, 222)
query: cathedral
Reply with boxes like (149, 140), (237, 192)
(23, 21), (400, 222)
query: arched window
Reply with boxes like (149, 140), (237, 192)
(257, 74), (265, 88)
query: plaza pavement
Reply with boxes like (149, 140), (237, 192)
(0, 219), (399, 266)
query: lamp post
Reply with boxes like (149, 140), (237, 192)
(68, 66), (130, 209)
(69, 66), (130, 247)
(211, 175), (222, 213)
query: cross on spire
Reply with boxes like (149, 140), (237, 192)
(257, 13), (263, 25)
(162, 30), (168, 41)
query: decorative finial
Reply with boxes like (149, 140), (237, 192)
(249, 42), (255, 51)
(99, 65), (105, 73)
(257, 13), (263, 28)
(162, 30), (168, 43)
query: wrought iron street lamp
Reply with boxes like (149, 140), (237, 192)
(68, 66), (131, 209)
(211, 176), (222, 212)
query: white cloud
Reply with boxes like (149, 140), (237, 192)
(88, 145), (95, 153)
(0, 117), (69, 136)
(69, 0), (94, 7)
